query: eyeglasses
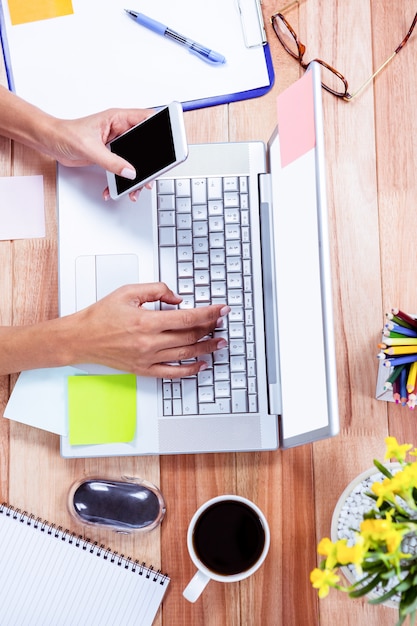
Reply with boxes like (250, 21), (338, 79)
(270, 10), (417, 101)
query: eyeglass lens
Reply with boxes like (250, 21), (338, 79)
(272, 14), (348, 96)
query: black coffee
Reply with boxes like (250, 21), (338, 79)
(192, 500), (265, 576)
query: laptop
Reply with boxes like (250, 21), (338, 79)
(57, 62), (339, 458)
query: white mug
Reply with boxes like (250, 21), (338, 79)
(183, 495), (270, 603)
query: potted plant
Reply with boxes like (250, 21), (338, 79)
(311, 437), (417, 626)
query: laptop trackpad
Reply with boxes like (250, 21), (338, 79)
(75, 254), (139, 311)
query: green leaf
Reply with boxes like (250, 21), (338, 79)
(368, 586), (400, 605)
(349, 574), (382, 598)
(400, 585), (417, 614)
(373, 459), (393, 478)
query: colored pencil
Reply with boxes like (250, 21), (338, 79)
(384, 322), (417, 338)
(383, 346), (417, 356)
(383, 354), (417, 367)
(392, 379), (401, 403)
(383, 363), (406, 390)
(383, 329), (410, 338)
(400, 367), (408, 405)
(407, 360), (417, 393)
(379, 337), (417, 346)
(386, 313), (416, 330)
(391, 308), (417, 328)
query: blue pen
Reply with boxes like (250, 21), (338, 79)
(125, 10), (226, 65)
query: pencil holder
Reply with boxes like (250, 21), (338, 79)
(68, 475), (166, 533)
(376, 308), (417, 408)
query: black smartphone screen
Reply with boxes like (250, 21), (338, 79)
(110, 107), (176, 195)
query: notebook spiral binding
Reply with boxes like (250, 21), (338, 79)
(0, 503), (168, 585)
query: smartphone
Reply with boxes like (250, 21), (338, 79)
(106, 101), (188, 200)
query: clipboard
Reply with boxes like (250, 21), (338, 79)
(0, 0), (274, 116)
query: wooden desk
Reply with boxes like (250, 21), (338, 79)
(1, 1), (416, 623)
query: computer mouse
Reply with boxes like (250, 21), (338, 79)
(68, 477), (166, 533)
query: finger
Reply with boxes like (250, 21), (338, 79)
(150, 303), (230, 332)
(117, 281), (182, 306)
(148, 359), (209, 380)
(155, 336), (228, 364)
(129, 189), (141, 202)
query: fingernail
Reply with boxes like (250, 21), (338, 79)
(131, 189), (140, 202)
(216, 317), (224, 328)
(220, 305), (231, 316)
(199, 362), (208, 372)
(217, 339), (228, 349)
(121, 167), (136, 180)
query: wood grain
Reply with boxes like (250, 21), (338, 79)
(1, 0), (416, 623)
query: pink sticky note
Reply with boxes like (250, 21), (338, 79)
(276, 70), (316, 167)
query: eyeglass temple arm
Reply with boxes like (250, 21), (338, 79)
(347, 52), (396, 100)
(345, 13), (416, 100)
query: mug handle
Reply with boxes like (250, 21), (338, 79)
(183, 569), (211, 602)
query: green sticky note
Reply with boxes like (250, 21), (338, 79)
(68, 374), (137, 445)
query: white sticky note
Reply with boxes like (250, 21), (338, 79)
(4, 367), (83, 435)
(0, 175), (45, 240)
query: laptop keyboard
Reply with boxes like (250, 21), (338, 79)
(157, 175), (258, 417)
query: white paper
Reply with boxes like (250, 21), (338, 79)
(4, 366), (83, 435)
(0, 175), (45, 240)
(1, 0), (271, 117)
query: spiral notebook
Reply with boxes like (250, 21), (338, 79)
(0, 503), (169, 625)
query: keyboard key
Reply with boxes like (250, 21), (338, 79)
(158, 195), (175, 210)
(229, 323), (245, 339)
(159, 247), (177, 291)
(178, 262), (194, 278)
(177, 246), (193, 261)
(229, 339), (245, 355)
(157, 179), (175, 194)
(198, 369), (214, 386)
(232, 389), (248, 413)
(208, 200), (224, 215)
(199, 399), (231, 414)
(178, 214), (192, 229)
(215, 381), (231, 398)
(230, 355), (246, 371)
(192, 179), (207, 203)
(194, 253), (209, 269)
(214, 364), (230, 380)
(176, 197), (192, 212)
(224, 192), (239, 208)
(182, 378), (198, 415)
(159, 226), (176, 246)
(178, 278), (194, 294)
(207, 177), (223, 199)
(199, 386), (214, 403)
(176, 179), (191, 197)
(239, 176), (248, 193)
(158, 209), (175, 226)
(231, 372), (247, 389)
(224, 176), (239, 191)
(213, 347), (229, 364)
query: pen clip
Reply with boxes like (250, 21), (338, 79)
(236, 0), (267, 48)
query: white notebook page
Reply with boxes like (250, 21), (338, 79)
(0, 505), (169, 625)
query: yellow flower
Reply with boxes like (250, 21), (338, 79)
(384, 436), (412, 463)
(371, 479), (397, 507)
(336, 535), (366, 573)
(310, 567), (340, 598)
(360, 517), (405, 554)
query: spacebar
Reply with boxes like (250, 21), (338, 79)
(159, 246), (178, 293)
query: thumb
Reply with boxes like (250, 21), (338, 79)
(103, 150), (137, 180)
(88, 142), (137, 179)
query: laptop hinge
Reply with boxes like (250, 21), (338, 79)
(258, 173), (282, 416)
